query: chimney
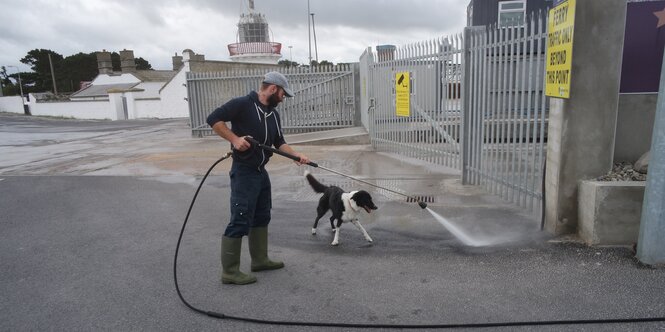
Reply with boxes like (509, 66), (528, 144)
(96, 50), (113, 74)
(172, 52), (183, 70)
(182, 49), (195, 62)
(376, 44), (396, 62)
(120, 49), (136, 73)
(193, 53), (205, 61)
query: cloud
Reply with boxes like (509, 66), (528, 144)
(0, 0), (467, 72)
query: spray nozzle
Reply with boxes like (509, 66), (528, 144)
(417, 201), (428, 209)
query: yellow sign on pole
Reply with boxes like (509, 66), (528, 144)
(395, 72), (410, 117)
(545, 0), (576, 98)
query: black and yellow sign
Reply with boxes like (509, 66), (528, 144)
(546, 0), (576, 98)
(395, 72), (410, 117)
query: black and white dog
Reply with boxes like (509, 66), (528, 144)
(305, 171), (378, 246)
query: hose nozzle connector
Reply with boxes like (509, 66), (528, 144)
(418, 201), (428, 209)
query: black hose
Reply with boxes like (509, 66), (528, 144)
(174, 151), (665, 328)
(174, 152), (232, 316)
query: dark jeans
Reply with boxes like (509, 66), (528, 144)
(225, 162), (272, 238)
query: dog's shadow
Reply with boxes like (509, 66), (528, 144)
(309, 229), (375, 249)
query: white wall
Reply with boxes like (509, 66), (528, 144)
(135, 82), (163, 98)
(159, 68), (189, 119)
(28, 95), (116, 120)
(134, 98), (162, 119)
(11, 71), (189, 120)
(0, 96), (25, 114)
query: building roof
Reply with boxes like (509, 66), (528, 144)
(70, 70), (176, 99)
(70, 83), (139, 98)
(132, 70), (177, 82)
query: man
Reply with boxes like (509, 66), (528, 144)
(206, 71), (310, 285)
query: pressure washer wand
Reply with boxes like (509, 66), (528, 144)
(244, 137), (428, 209)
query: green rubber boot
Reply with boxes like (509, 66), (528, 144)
(249, 227), (285, 272)
(221, 236), (256, 285)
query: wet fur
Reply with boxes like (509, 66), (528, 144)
(305, 171), (377, 246)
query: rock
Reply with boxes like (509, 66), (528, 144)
(634, 151), (650, 174)
(596, 161), (647, 181)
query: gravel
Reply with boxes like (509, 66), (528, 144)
(596, 162), (647, 181)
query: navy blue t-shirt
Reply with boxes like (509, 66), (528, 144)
(206, 91), (287, 169)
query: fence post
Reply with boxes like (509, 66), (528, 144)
(461, 27), (483, 185)
(636, 50), (665, 266)
(352, 62), (361, 127)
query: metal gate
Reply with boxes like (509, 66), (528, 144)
(187, 66), (357, 137)
(363, 13), (549, 214)
(364, 36), (464, 169)
(463, 15), (549, 213)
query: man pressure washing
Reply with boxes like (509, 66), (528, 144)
(206, 72), (310, 285)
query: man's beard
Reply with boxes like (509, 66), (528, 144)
(267, 93), (280, 108)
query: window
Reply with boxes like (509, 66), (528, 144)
(498, 0), (526, 27)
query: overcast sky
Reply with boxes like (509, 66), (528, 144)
(1, 0), (468, 72)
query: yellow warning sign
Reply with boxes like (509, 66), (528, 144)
(546, 0), (576, 98)
(395, 72), (410, 117)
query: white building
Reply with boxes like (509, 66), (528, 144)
(3, 49), (278, 121)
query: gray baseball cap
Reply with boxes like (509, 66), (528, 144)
(263, 71), (294, 97)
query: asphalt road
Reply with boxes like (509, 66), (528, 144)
(1, 113), (664, 331)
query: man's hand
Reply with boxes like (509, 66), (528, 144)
(293, 152), (311, 166)
(232, 136), (252, 151)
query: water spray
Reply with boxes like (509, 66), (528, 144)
(244, 137), (428, 209)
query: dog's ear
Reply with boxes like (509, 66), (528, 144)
(354, 190), (378, 210)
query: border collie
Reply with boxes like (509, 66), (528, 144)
(305, 171), (378, 246)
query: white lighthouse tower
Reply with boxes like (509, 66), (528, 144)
(228, 0), (282, 64)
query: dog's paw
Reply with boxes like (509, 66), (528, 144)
(366, 237), (373, 243)
(311, 228), (317, 235)
(331, 241), (339, 246)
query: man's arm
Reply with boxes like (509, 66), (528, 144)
(211, 121), (251, 151)
(278, 143), (311, 165)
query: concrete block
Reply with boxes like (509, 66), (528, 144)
(578, 180), (645, 245)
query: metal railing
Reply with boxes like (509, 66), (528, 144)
(187, 65), (357, 137)
(227, 42), (282, 56)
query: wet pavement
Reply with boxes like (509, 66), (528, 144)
(1, 112), (664, 331)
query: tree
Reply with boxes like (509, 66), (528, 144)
(60, 52), (98, 92)
(135, 57), (152, 70)
(20, 49), (63, 93)
(278, 59), (299, 67)
(308, 60), (334, 67)
(18, 49), (155, 94)
(1, 66), (18, 96)
(277, 59), (300, 67)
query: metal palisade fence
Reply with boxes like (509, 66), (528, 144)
(362, 13), (549, 214)
(363, 36), (465, 170)
(463, 14), (549, 213)
(187, 65), (357, 137)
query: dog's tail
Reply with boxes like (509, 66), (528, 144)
(304, 170), (328, 193)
